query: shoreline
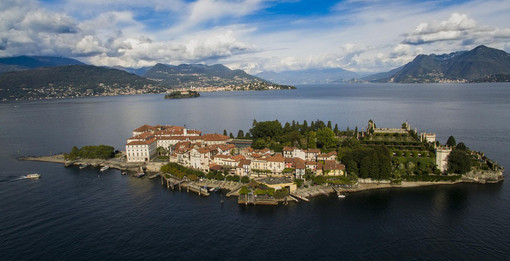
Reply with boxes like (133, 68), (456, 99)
(20, 154), (504, 203)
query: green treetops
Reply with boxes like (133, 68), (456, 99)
(446, 136), (457, 147)
(447, 149), (471, 174)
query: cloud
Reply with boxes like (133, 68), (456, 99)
(402, 13), (507, 45)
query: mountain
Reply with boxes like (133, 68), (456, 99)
(0, 65), (167, 101)
(112, 66), (153, 76)
(144, 63), (265, 88)
(366, 45), (510, 83)
(0, 56), (85, 73)
(256, 68), (359, 85)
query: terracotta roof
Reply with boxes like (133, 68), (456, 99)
(196, 148), (210, 154)
(266, 155), (285, 162)
(324, 160), (345, 170)
(203, 133), (230, 141)
(231, 155), (246, 161)
(306, 149), (320, 154)
(133, 124), (158, 133)
(294, 161), (306, 169)
(237, 159), (251, 168)
(209, 164), (223, 171)
(283, 146), (294, 152)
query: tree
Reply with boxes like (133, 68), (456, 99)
(229, 132), (234, 139)
(237, 130), (244, 139)
(316, 127), (337, 149)
(341, 138), (360, 148)
(446, 136), (456, 147)
(223, 129), (228, 136)
(250, 120), (283, 139)
(307, 131), (317, 149)
(456, 142), (468, 151)
(447, 149), (471, 174)
(69, 146), (79, 160)
(252, 138), (267, 149)
(334, 124), (339, 134)
(327, 121), (332, 130)
(241, 176), (250, 183)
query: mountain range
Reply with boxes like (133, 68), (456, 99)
(0, 57), (292, 101)
(144, 63), (265, 88)
(365, 45), (510, 83)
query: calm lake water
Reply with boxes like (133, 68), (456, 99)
(1, 83), (509, 260)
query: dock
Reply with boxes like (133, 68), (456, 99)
(238, 194), (278, 205)
(160, 174), (209, 196)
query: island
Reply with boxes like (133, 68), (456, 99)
(164, 90), (200, 99)
(22, 120), (504, 205)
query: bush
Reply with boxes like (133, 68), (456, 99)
(241, 176), (250, 183)
(294, 178), (304, 187)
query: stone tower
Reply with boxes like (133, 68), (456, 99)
(435, 146), (452, 173)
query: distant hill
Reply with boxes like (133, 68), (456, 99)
(144, 63), (266, 88)
(0, 56), (85, 73)
(366, 45), (510, 83)
(112, 66), (153, 76)
(256, 68), (358, 85)
(0, 65), (167, 101)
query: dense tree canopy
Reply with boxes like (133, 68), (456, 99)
(341, 146), (392, 180)
(447, 149), (471, 174)
(66, 145), (114, 160)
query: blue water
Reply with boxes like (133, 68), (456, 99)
(1, 83), (510, 260)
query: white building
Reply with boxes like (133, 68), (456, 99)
(436, 146), (452, 172)
(126, 138), (157, 162)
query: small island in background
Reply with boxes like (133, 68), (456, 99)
(23, 119), (504, 205)
(164, 90), (200, 99)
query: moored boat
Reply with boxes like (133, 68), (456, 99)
(338, 193), (346, 198)
(79, 164), (88, 169)
(135, 172), (145, 178)
(26, 173), (40, 179)
(100, 166), (109, 172)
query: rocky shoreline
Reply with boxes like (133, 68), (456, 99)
(21, 154), (504, 204)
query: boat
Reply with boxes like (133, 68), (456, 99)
(79, 164), (88, 169)
(26, 173), (40, 179)
(209, 187), (220, 192)
(121, 171), (127, 175)
(135, 172), (145, 178)
(337, 193), (346, 198)
(100, 166), (109, 172)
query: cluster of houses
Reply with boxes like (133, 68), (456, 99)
(126, 124), (346, 178)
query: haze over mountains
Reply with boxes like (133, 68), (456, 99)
(256, 68), (359, 85)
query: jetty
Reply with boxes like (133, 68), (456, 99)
(160, 174), (209, 196)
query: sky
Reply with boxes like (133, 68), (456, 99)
(1, 0), (510, 74)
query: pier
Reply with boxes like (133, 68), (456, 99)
(160, 174), (209, 196)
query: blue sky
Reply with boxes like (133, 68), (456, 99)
(1, 0), (510, 73)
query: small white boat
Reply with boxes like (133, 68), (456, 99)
(79, 164), (88, 169)
(26, 173), (40, 179)
(337, 193), (346, 198)
(100, 166), (109, 172)
(121, 171), (127, 175)
(135, 172), (145, 178)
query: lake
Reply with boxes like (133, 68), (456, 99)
(1, 83), (509, 260)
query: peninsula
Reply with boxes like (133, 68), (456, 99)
(23, 120), (504, 205)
